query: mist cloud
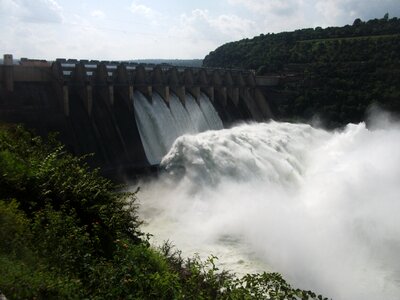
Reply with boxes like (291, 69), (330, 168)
(137, 118), (400, 300)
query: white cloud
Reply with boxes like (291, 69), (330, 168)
(1, 0), (399, 60)
(0, 0), (65, 59)
(228, 0), (400, 30)
(226, 0), (322, 33)
(210, 13), (256, 38)
(0, 0), (63, 32)
(91, 10), (105, 19)
(228, 0), (300, 16)
(17, 0), (63, 23)
(176, 9), (256, 42)
(130, 1), (158, 18)
(314, 0), (400, 24)
(165, 9), (257, 58)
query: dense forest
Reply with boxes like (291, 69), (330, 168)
(203, 15), (400, 127)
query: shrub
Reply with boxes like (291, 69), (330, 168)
(0, 124), (142, 258)
(0, 200), (83, 299)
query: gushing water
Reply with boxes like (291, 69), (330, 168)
(134, 91), (222, 165)
(136, 116), (400, 300)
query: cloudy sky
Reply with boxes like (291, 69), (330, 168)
(1, 0), (399, 60)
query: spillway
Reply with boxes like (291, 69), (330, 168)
(134, 91), (223, 165)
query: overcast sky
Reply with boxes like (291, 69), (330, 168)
(1, 0), (399, 60)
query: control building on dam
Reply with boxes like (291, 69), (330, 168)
(0, 54), (275, 177)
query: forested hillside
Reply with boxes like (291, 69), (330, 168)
(203, 16), (400, 127)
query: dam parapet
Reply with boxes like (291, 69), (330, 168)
(0, 54), (273, 178)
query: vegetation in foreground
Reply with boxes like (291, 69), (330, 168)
(0, 124), (327, 299)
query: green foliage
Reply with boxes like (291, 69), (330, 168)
(0, 125), (328, 299)
(159, 242), (328, 300)
(0, 200), (82, 299)
(0, 124), (142, 256)
(204, 16), (400, 70)
(225, 273), (328, 299)
(85, 241), (182, 299)
(0, 200), (29, 255)
(0, 254), (81, 300)
(203, 16), (400, 127)
(30, 205), (95, 277)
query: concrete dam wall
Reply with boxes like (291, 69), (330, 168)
(0, 55), (272, 177)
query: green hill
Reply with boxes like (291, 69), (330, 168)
(203, 16), (400, 127)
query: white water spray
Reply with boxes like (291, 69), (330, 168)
(134, 91), (222, 165)
(136, 117), (400, 300)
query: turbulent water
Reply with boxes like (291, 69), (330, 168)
(133, 91), (223, 165)
(135, 114), (400, 300)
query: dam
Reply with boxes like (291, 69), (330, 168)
(0, 54), (274, 177)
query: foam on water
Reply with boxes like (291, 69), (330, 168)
(136, 118), (400, 300)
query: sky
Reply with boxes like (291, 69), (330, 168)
(0, 0), (399, 60)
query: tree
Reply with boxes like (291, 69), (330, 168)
(384, 13), (389, 21)
(353, 18), (362, 26)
